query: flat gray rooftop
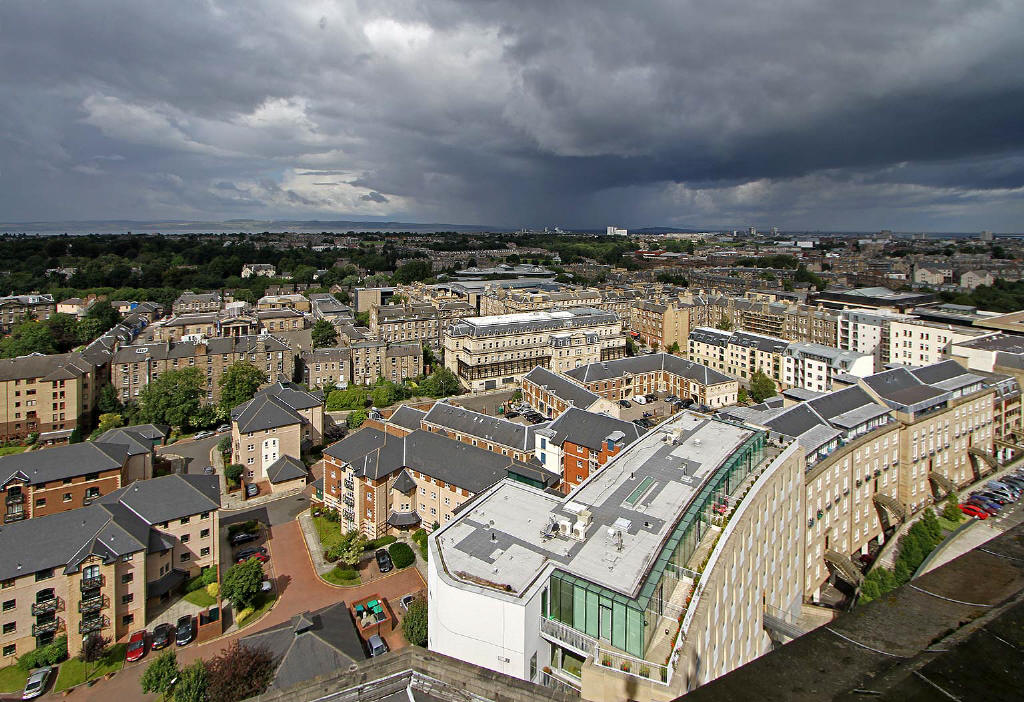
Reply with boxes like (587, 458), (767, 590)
(436, 411), (755, 599)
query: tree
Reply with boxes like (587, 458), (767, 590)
(667, 341), (680, 355)
(222, 558), (264, 609)
(401, 599), (428, 647)
(139, 367), (205, 428)
(46, 313), (81, 351)
(716, 315), (733, 331)
(175, 660), (210, 702)
(97, 412), (123, 434)
(943, 492), (963, 523)
(370, 381), (403, 408)
(0, 320), (57, 358)
(347, 408), (369, 429)
(96, 383), (121, 414)
(219, 361), (266, 411)
(326, 386), (369, 411)
(329, 530), (368, 566)
(224, 463), (244, 486)
(85, 299), (121, 329)
(79, 633), (110, 679)
(625, 337), (638, 356)
(206, 642), (274, 702)
(311, 319), (338, 348)
(419, 367), (460, 397)
(749, 371), (777, 403)
(393, 260), (432, 284)
(737, 387), (749, 404)
(141, 650), (179, 696)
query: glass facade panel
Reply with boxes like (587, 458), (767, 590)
(585, 590), (599, 637)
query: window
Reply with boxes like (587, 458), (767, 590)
(179, 553), (190, 562)
(200, 547), (210, 557)
(180, 516), (190, 525)
(85, 487), (100, 499)
(35, 498), (46, 508)
(121, 594), (134, 605)
(1, 600), (13, 612)
(121, 573), (133, 584)
(181, 534), (190, 543)
(122, 614), (134, 626)
(0, 580), (12, 589)
(62, 493), (72, 502)
(34, 569), (53, 582)
(201, 512), (210, 520)
(200, 529), (210, 538)
(2, 622), (14, 634)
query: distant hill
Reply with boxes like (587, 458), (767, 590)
(0, 219), (517, 235)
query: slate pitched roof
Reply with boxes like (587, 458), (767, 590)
(0, 442), (128, 488)
(522, 366), (599, 408)
(387, 405), (427, 431)
(266, 455), (308, 484)
(540, 407), (644, 451)
(564, 353), (734, 386)
(422, 402), (539, 450)
(232, 394), (304, 433)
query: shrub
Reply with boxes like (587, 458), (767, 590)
(225, 463), (244, 486)
(401, 600), (428, 647)
(388, 542), (415, 569)
(206, 582), (220, 599)
(412, 529), (428, 561)
(185, 567), (218, 593)
(335, 568), (358, 580)
(227, 520), (260, 537)
(365, 535), (397, 550)
(235, 607), (254, 624)
(17, 635), (68, 671)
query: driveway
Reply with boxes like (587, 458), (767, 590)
(157, 433), (223, 475)
(56, 520), (425, 701)
(221, 492), (312, 528)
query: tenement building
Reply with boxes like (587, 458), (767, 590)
(350, 341), (423, 386)
(428, 410), (804, 701)
(444, 308), (626, 392)
(0, 474), (219, 660)
(0, 352), (103, 441)
(112, 335), (294, 404)
(369, 302), (474, 345)
(0, 294), (55, 334)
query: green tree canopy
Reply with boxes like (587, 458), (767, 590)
(419, 367), (460, 397)
(0, 319), (57, 357)
(141, 650), (179, 696)
(219, 361), (267, 410)
(85, 299), (121, 329)
(175, 660), (210, 702)
(326, 386), (369, 411)
(205, 642), (274, 702)
(311, 319), (338, 348)
(749, 371), (777, 403)
(222, 558), (264, 609)
(401, 599), (428, 646)
(138, 366), (205, 428)
(393, 260), (433, 284)
(347, 408), (369, 429)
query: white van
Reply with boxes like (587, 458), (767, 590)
(632, 395), (648, 405)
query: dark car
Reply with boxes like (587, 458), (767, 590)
(229, 531), (259, 546)
(151, 623), (174, 650)
(618, 399), (632, 408)
(665, 395), (678, 403)
(375, 548), (393, 573)
(235, 546), (269, 564)
(246, 483), (259, 498)
(175, 615), (195, 646)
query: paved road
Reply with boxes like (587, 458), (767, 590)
(221, 492), (312, 528)
(157, 433), (223, 474)
(58, 520), (425, 701)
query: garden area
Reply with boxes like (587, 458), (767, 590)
(0, 664), (27, 693)
(53, 643), (127, 692)
(183, 566), (219, 608)
(236, 592), (277, 629)
(311, 508), (419, 585)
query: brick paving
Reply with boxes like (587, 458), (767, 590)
(46, 520), (425, 701)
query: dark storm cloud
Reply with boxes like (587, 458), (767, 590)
(0, 0), (1022, 230)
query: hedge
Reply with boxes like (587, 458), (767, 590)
(227, 520), (260, 537)
(185, 566), (217, 593)
(17, 636), (68, 671)
(388, 542), (415, 569)
(412, 529), (428, 561)
(365, 535), (397, 551)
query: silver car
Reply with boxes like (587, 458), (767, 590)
(22, 666), (54, 700)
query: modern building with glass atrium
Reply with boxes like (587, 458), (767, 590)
(428, 410), (805, 701)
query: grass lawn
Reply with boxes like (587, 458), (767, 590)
(938, 515), (964, 533)
(323, 567), (362, 587)
(0, 445), (28, 456)
(53, 643), (127, 692)
(313, 515), (346, 552)
(237, 593), (277, 629)
(183, 589), (217, 608)
(0, 664), (28, 693)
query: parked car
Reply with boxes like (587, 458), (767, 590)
(246, 483), (259, 498)
(21, 666), (54, 700)
(216, 424), (231, 433)
(986, 482), (1019, 500)
(400, 594), (416, 612)
(151, 623), (174, 650)
(966, 498), (1000, 516)
(193, 430), (214, 440)
(632, 395), (648, 405)
(618, 399), (632, 408)
(229, 530), (259, 546)
(375, 548), (394, 573)
(126, 630), (148, 662)
(642, 411), (653, 418)
(175, 615), (195, 646)
(236, 546), (269, 564)
(367, 634), (389, 657)
(959, 503), (989, 519)
(203, 465), (215, 474)
(644, 393), (657, 402)
(976, 490), (1009, 505)
(665, 395), (678, 403)
(969, 493), (1002, 510)
(261, 579), (274, 592)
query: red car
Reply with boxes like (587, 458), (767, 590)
(959, 503), (989, 520)
(235, 545), (269, 564)
(126, 630), (147, 662)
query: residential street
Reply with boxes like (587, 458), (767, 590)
(157, 433), (222, 474)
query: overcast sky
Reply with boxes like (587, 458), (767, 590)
(1, 1), (1023, 231)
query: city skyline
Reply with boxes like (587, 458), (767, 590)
(1, 2), (1023, 230)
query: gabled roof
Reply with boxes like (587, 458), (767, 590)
(392, 469), (417, 493)
(540, 407), (644, 451)
(387, 405), (427, 431)
(422, 402), (538, 450)
(0, 442), (128, 488)
(232, 394), (304, 433)
(98, 473), (220, 524)
(522, 366), (598, 408)
(862, 367), (949, 409)
(240, 603), (365, 693)
(565, 353), (735, 386)
(266, 455), (308, 484)
(95, 425), (166, 456)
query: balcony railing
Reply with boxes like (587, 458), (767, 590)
(79, 615), (108, 635)
(78, 594), (107, 614)
(32, 618), (61, 637)
(343, 479), (354, 490)
(4, 511), (25, 524)
(594, 645), (671, 686)
(5, 493), (23, 505)
(343, 496), (354, 508)
(540, 617), (597, 657)
(80, 574), (104, 591)
(31, 597), (62, 616)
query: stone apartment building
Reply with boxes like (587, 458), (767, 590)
(781, 342), (874, 393)
(564, 353), (740, 409)
(308, 293), (353, 324)
(242, 263), (276, 278)
(687, 327), (788, 384)
(0, 474), (219, 660)
(321, 427), (557, 538)
(143, 306), (307, 343)
(0, 352), (102, 441)
(111, 335), (295, 404)
(257, 293), (311, 313)
(0, 294), (55, 333)
(521, 366), (615, 418)
(837, 308), (916, 371)
(231, 382), (322, 491)
(369, 302), (474, 346)
(172, 292), (222, 315)
(419, 401), (545, 463)
(630, 300), (692, 350)
(350, 341), (423, 386)
(444, 308), (626, 393)
(300, 348), (353, 389)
